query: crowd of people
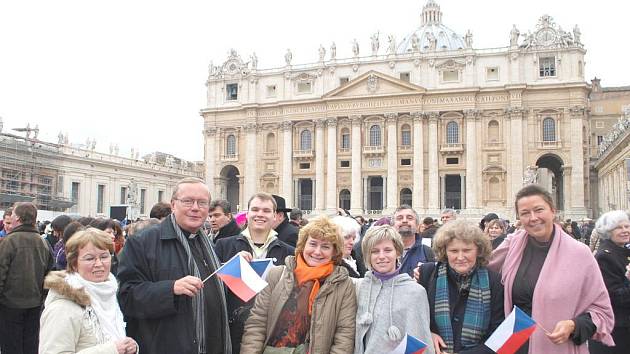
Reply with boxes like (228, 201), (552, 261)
(0, 177), (628, 354)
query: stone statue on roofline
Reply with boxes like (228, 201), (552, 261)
(352, 38), (359, 57)
(250, 52), (258, 69)
(411, 33), (420, 52)
(371, 32), (379, 55)
(330, 42), (336, 59)
(573, 25), (581, 45)
(510, 25), (520, 46)
(284, 49), (292, 65)
(318, 45), (326, 62)
(388, 34), (396, 55)
(464, 30), (473, 48)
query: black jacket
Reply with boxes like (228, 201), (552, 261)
(274, 218), (299, 247)
(419, 262), (504, 354)
(340, 249), (367, 278)
(399, 235), (435, 277)
(0, 224), (53, 309)
(214, 232), (294, 354)
(595, 239), (630, 328)
(213, 219), (242, 243)
(117, 218), (231, 354)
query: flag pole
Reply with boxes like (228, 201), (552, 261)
(202, 253), (241, 283)
(537, 322), (551, 335)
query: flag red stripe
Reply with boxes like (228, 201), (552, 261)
(496, 326), (536, 354)
(217, 274), (257, 302)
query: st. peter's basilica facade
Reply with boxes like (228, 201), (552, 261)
(201, 0), (589, 220)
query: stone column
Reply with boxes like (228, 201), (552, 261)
(507, 107), (524, 204)
(204, 127), (217, 198)
(326, 118), (338, 214)
(412, 112), (425, 211)
(244, 123), (258, 202)
(427, 112), (440, 213)
(350, 115), (363, 215)
(464, 109), (480, 212)
(385, 113), (398, 213)
(281, 121), (293, 203)
(315, 119), (326, 213)
(568, 106), (586, 218)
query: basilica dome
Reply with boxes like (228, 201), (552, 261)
(397, 0), (465, 53)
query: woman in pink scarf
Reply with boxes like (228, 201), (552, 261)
(488, 184), (614, 354)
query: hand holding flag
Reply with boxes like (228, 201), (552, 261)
(204, 254), (268, 302)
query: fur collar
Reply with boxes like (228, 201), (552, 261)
(44, 270), (91, 307)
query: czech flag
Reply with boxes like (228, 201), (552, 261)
(250, 258), (276, 280)
(216, 254), (268, 302)
(388, 334), (427, 354)
(485, 306), (536, 354)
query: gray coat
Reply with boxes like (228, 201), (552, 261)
(354, 272), (435, 354)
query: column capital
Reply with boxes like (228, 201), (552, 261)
(315, 119), (326, 128)
(427, 111), (439, 122)
(350, 115), (362, 125)
(281, 121), (293, 131)
(385, 113), (398, 123)
(504, 106), (525, 120)
(326, 117), (338, 127)
(412, 111), (426, 121)
(569, 105), (587, 118)
(464, 109), (480, 120)
(244, 123), (258, 133)
(204, 127), (218, 137)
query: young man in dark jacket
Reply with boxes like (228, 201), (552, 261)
(0, 202), (53, 354)
(215, 192), (294, 354)
(208, 199), (242, 242)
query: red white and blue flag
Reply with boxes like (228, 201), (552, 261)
(215, 254), (268, 302)
(388, 333), (427, 354)
(249, 258), (275, 280)
(485, 306), (536, 354)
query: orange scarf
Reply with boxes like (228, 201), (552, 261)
(294, 254), (334, 315)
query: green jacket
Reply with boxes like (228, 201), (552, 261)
(0, 224), (53, 308)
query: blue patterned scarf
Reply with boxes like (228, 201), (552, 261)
(434, 262), (491, 352)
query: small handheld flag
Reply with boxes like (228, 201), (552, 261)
(250, 258), (276, 280)
(485, 306), (536, 354)
(210, 254), (268, 302)
(388, 333), (427, 354)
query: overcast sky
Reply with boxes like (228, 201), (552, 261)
(1, 0), (628, 162)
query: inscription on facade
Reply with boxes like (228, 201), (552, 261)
(328, 96), (423, 111)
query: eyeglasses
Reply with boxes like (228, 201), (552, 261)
(175, 198), (210, 208)
(79, 253), (112, 265)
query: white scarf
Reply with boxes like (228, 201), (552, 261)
(65, 272), (126, 341)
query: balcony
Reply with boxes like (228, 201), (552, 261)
(537, 140), (562, 149)
(262, 151), (278, 159)
(440, 143), (465, 155)
(221, 153), (239, 162)
(338, 147), (351, 155)
(293, 149), (314, 160)
(362, 145), (385, 156)
(398, 145), (412, 152)
(483, 141), (505, 150)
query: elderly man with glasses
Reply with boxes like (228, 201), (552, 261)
(117, 177), (231, 354)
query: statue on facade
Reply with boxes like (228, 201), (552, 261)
(523, 166), (539, 185)
(113, 143), (119, 155)
(370, 32), (379, 55)
(330, 42), (336, 59)
(208, 61), (214, 75)
(64, 133), (69, 145)
(250, 52), (258, 69)
(165, 155), (175, 168)
(558, 27), (573, 46)
(0, 116), (3, 133)
(91, 139), (96, 150)
(109, 143), (113, 154)
(510, 24), (520, 46)
(411, 33), (420, 52)
(573, 25), (581, 45)
(352, 38), (359, 57)
(520, 31), (536, 49)
(58, 131), (64, 144)
(464, 30), (473, 48)
(284, 49), (292, 65)
(130, 147), (135, 158)
(25, 123), (31, 139)
(318, 45), (326, 62)
(387, 34), (396, 55)
(149, 153), (157, 164)
(85, 138), (91, 149)
(127, 179), (138, 205)
(426, 32), (437, 51)
(33, 124), (39, 139)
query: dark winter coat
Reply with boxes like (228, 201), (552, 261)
(213, 218), (242, 243)
(399, 236), (435, 277)
(0, 224), (53, 309)
(595, 239), (630, 328)
(419, 262), (504, 354)
(214, 232), (294, 354)
(117, 217), (231, 354)
(274, 218), (299, 247)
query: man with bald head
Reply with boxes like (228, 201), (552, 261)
(117, 177), (231, 354)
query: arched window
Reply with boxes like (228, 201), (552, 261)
(339, 189), (351, 210)
(542, 118), (555, 141)
(266, 132), (276, 152)
(226, 134), (236, 155)
(488, 120), (499, 142)
(369, 124), (381, 146)
(400, 188), (412, 206)
(446, 121), (459, 144)
(300, 129), (312, 150)
(340, 128), (350, 149)
(401, 124), (411, 146)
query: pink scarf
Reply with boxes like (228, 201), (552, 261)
(488, 225), (614, 354)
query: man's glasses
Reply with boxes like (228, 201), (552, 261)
(175, 198), (210, 208)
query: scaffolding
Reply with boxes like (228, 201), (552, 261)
(0, 132), (75, 211)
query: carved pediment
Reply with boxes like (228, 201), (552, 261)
(323, 70), (425, 98)
(435, 59), (466, 71)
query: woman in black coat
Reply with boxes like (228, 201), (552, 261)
(589, 210), (630, 354)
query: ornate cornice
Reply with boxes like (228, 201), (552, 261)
(464, 109), (480, 120)
(281, 121), (293, 131)
(385, 113), (398, 123)
(244, 123), (258, 133)
(315, 119), (326, 129)
(569, 105), (586, 117)
(326, 117), (338, 128)
(427, 112), (439, 122)
(350, 115), (362, 125)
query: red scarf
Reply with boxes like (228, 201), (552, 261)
(294, 254), (334, 314)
